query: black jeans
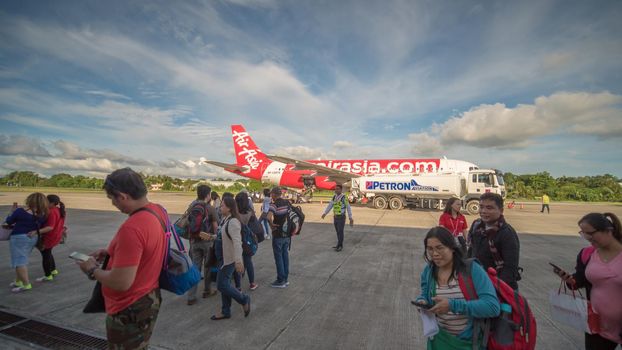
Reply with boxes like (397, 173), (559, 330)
(40, 248), (56, 277)
(585, 333), (620, 350)
(334, 216), (346, 247)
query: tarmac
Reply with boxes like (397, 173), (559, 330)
(1, 191), (621, 349)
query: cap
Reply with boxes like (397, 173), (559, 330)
(270, 186), (282, 195)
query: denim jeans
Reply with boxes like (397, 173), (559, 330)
(217, 262), (249, 317)
(334, 215), (346, 247)
(260, 218), (272, 238)
(234, 254), (255, 288)
(272, 237), (290, 282)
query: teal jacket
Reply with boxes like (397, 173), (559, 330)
(416, 260), (500, 342)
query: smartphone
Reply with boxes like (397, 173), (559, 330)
(549, 262), (563, 272)
(411, 300), (433, 310)
(69, 252), (91, 262)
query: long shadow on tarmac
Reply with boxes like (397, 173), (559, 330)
(0, 207), (588, 349)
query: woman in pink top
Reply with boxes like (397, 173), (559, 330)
(566, 212), (622, 350)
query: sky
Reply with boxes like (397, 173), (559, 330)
(0, 0), (621, 179)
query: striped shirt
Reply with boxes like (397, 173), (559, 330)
(435, 282), (468, 335)
(269, 198), (290, 238)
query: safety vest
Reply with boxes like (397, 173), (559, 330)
(332, 194), (347, 216)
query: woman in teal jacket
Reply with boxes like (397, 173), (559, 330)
(415, 226), (500, 349)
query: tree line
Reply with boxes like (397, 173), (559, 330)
(1, 171), (621, 202)
(503, 172), (622, 202)
(0, 171), (265, 193)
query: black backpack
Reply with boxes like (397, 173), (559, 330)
(283, 203), (305, 236)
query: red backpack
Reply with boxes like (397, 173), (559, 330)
(458, 259), (537, 350)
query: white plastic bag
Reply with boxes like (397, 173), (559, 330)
(420, 309), (439, 338)
(549, 289), (594, 334)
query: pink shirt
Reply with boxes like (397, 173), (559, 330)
(586, 250), (622, 343)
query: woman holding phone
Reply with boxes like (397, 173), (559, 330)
(555, 212), (622, 349)
(415, 226), (499, 349)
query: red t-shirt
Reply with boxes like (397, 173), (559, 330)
(438, 212), (468, 236)
(43, 206), (65, 249)
(103, 203), (167, 315)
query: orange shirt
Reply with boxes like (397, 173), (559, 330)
(103, 203), (167, 315)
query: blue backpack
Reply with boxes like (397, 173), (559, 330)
(241, 223), (258, 256)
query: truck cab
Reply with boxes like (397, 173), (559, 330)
(463, 169), (506, 214)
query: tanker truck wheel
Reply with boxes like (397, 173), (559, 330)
(373, 195), (388, 210)
(466, 200), (480, 215)
(388, 196), (404, 210)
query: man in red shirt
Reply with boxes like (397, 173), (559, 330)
(78, 168), (166, 349)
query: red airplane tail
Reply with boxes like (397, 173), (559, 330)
(231, 124), (270, 179)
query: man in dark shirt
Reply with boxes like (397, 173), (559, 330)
(468, 193), (521, 290)
(267, 187), (291, 288)
(186, 185), (218, 304)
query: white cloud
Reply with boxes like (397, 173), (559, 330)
(0, 135), (51, 156)
(85, 90), (131, 100)
(411, 91), (622, 150)
(333, 141), (353, 149)
(408, 132), (443, 156)
(271, 145), (327, 160)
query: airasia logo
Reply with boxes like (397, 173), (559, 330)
(233, 130), (261, 171)
(313, 160), (438, 175)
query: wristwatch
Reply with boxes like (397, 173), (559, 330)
(86, 266), (99, 280)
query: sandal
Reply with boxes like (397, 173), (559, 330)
(210, 314), (230, 321)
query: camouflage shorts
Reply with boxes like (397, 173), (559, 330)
(106, 289), (161, 350)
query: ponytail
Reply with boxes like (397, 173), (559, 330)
(579, 212), (622, 243)
(47, 194), (66, 218)
(603, 212), (621, 243)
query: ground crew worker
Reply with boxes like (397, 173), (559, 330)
(321, 184), (353, 252)
(541, 194), (550, 214)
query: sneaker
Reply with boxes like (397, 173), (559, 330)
(51, 269), (59, 276)
(270, 280), (287, 288)
(11, 284), (32, 293)
(285, 281), (290, 286)
(36, 275), (54, 282)
(249, 283), (258, 291)
(187, 299), (197, 306)
(9, 281), (23, 288)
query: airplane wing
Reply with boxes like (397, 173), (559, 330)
(202, 160), (249, 173)
(266, 154), (360, 184)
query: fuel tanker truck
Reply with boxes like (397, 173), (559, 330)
(350, 169), (506, 215)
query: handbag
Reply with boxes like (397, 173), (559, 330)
(136, 206), (201, 295)
(83, 255), (110, 314)
(549, 280), (600, 334)
(0, 224), (12, 241)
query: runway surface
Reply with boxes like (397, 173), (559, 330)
(1, 192), (621, 349)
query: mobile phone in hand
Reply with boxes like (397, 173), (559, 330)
(411, 300), (433, 310)
(549, 262), (569, 279)
(69, 252), (91, 262)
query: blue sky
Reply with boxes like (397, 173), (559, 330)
(1, 0), (621, 179)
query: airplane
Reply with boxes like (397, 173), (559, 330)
(203, 124), (479, 191)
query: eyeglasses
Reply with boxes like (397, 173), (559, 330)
(578, 230), (598, 239)
(426, 246), (449, 255)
